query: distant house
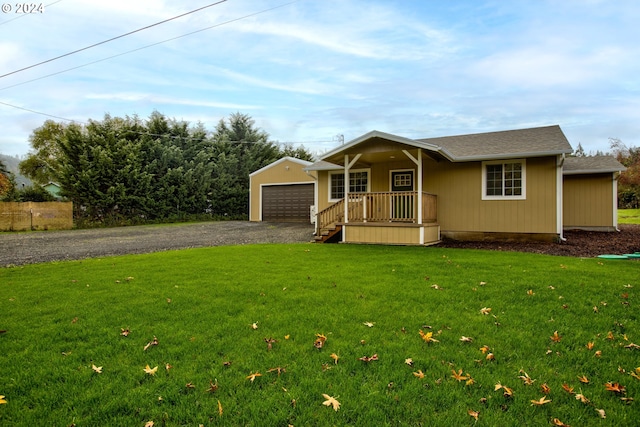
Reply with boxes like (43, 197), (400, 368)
(42, 182), (62, 199)
(250, 126), (625, 245)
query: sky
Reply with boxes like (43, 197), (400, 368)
(0, 0), (638, 158)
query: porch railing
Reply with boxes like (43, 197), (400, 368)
(316, 191), (437, 233)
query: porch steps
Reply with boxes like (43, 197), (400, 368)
(315, 224), (342, 243)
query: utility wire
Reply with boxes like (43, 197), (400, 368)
(0, 0), (63, 26)
(0, 0), (300, 92)
(0, 0), (227, 79)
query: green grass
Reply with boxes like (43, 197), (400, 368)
(1, 244), (639, 426)
(619, 208), (640, 224)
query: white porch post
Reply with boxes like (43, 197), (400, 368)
(344, 154), (349, 225)
(402, 149), (423, 224)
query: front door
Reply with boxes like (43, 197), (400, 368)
(391, 170), (414, 221)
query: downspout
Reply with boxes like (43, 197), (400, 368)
(613, 171), (621, 232)
(557, 154), (567, 242)
(305, 169), (319, 235)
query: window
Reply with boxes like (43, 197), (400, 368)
(482, 160), (526, 200)
(329, 170), (369, 201)
(394, 173), (412, 188)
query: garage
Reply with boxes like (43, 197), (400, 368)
(249, 156), (316, 222)
(262, 183), (314, 222)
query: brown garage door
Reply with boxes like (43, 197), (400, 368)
(262, 184), (314, 222)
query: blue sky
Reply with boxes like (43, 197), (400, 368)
(1, 0), (638, 157)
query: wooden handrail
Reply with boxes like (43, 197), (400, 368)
(316, 191), (437, 232)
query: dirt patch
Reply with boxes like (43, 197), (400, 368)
(0, 221), (315, 266)
(437, 224), (640, 258)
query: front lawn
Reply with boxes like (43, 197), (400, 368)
(619, 208), (640, 224)
(1, 244), (638, 426)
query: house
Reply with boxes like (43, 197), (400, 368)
(249, 125), (625, 245)
(42, 182), (62, 199)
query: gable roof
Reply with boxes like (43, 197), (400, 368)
(320, 125), (574, 164)
(563, 156), (626, 175)
(249, 156), (313, 177)
(418, 125), (573, 161)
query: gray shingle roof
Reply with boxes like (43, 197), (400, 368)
(418, 125), (573, 160)
(563, 156), (626, 175)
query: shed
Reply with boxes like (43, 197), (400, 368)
(249, 157), (315, 222)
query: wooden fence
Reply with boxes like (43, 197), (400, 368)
(0, 202), (73, 231)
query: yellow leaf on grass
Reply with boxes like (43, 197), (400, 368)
(246, 372), (262, 382)
(363, 321), (375, 328)
(577, 375), (589, 384)
(541, 383), (551, 394)
(144, 365), (158, 376)
(413, 370), (425, 379)
(419, 330), (439, 343)
(0, 395), (7, 404)
(217, 399), (223, 416)
(314, 333), (327, 349)
(586, 341), (595, 350)
(562, 383), (575, 394)
(575, 393), (590, 404)
(451, 369), (469, 382)
(530, 396), (551, 406)
(518, 371), (535, 385)
(145, 422), (154, 427)
(596, 408), (606, 419)
(550, 331), (561, 342)
(91, 364), (103, 374)
(480, 307), (492, 315)
(552, 418), (570, 427)
(330, 353), (339, 364)
(404, 358), (414, 366)
(604, 382), (626, 394)
(322, 394), (341, 411)
(467, 409), (479, 420)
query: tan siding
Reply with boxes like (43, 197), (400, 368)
(344, 223), (440, 245)
(249, 159), (315, 221)
(424, 156), (558, 234)
(563, 174), (614, 228)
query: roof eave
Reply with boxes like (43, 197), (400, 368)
(448, 149), (574, 162)
(320, 130), (439, 161)
(249, 156), (313, 177)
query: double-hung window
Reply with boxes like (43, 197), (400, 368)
(329, 170), (369, 201)
(482, 160), (526, 200)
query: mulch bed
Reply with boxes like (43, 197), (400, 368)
(436, 224), (640, 258)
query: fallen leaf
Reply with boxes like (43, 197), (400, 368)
(404, 358), (414, 366)
(562, 383), (575, 394)
(541, 383), (551, 394)
(143, 336), (159, 351)
(314, 333), (327, 349)
(330, 353), (339, 364)
(486, 353), (495, 361)
(246, 372), (262, 382)
(594, 350), (602, 358)
(218, 399), (223, 416)
(586, 341), (594, 350)
(578, 375), (589, 384)
(284, 334), (290, 340)
(527, 289), (535, 296)
(550, 331), (561, 342)
(145, 422), (154, 427)
(413, 370), (425, 379)
(467, 409), (479, 420)
(575, 393), (590, 404)
(144, 365), (158, 376)
(268, 366), (286, 376)
(358, 354), (378, 362)
(518, 371), (535, 385)
(624, 342), (640, 349)
(530, 396), (551, 406)
(185, 382), (195, 389)
(322, 393), (341, 411)
(604, 382), (626, 394)
(91, 364), (102, 374)
(479, 345), (490, 354)
(480, 307), (492, 315)
(264, 337), (277, 351)
(165, 363), (173, 371)
(596, 408), (606, 419)
(606, 331), (614, 340)
(206, 380), (219, 393)
(460, 336), (473, 343)
(251, 322), (258, 330)
(419, 330), (439, 343)
(0, 395), (7, 404)
(552, 418), (570, 427)
(120, 328), (130, 337)
(451, 369), (469, 382)
(363, 321), (375, 327)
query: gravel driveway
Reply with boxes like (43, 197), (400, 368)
(0, 221), (315, 266)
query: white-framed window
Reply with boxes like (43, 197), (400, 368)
(329, 169), (370, 201)
(482, 160), (526, 200)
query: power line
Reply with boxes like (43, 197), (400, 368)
(0, 0), (301, 92)
(0, 0), (228, 79)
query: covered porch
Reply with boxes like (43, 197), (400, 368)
(315, 190), (440, 245)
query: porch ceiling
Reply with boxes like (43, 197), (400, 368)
(323, 137), (443, 167)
